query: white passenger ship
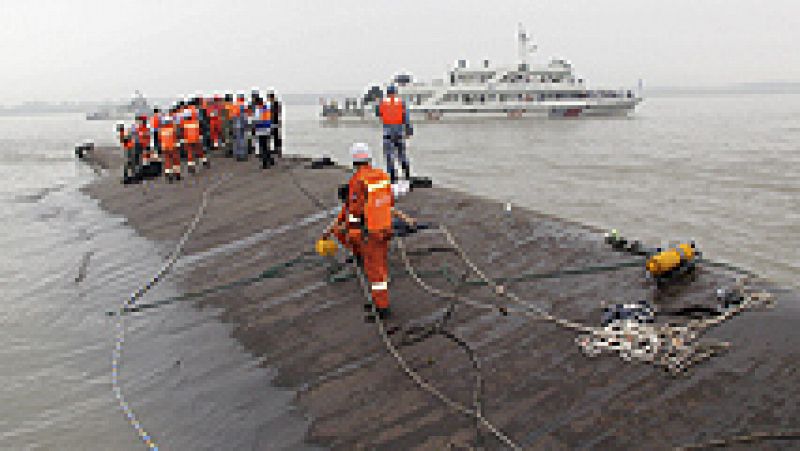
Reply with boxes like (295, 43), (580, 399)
(86, 90), (151, 121)
(321, 25), (642, 122)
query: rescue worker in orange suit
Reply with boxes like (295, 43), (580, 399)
(208, 95), (223, 151)
(118, 122), (137, 184)
(159, 115), (181, 182)
(377, 85), (413, 183)
(180, 101), (208, 173)
(321, 143), (416, 320)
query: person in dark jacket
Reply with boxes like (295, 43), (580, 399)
(251, 98), (273, 169)
(267, 90), (282, 158)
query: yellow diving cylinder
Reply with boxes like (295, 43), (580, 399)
(315, 238), (338, 257)
(646, 243), (696, 277)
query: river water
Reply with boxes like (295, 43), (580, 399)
(0, 93), (797, 449)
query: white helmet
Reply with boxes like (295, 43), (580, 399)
(350, 142), (372, 163)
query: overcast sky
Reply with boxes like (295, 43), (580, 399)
(1, 0), (797, 103)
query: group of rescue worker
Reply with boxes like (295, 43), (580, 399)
(117, 89), (282, 184)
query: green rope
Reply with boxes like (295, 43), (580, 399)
(106, 252), (329, 316)
(107, 247), (759, 318)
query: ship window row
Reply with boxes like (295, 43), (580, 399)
(500, 74), (576, 84)
(440, 91), (634, 103)
(450, 72), (494, 84)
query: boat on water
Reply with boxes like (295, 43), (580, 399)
(321, 24), (642, 122)
(86, 90), (151, 121)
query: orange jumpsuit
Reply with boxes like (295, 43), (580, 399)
(135, 121), (151, 165)
(208, 102), (222, 149)
(181, 106), (205, 167)
(333, 164), (394, 309)
(159, 122), (180, 177)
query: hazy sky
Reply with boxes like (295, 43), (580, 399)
(1, 0), (797, 103)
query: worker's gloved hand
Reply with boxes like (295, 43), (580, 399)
(405, 124), (414, 137)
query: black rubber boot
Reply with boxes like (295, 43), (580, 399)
(376, 307), (392, 320)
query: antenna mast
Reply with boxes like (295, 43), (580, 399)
(517, 23), (537, 65)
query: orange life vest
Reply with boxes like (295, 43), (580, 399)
(149, 114), (160, 130)
(120, 129), (133, 150)
(181, 107), (201, 144)
(259, 106), (271, 122)
(226, 102), (239, 119)
(379, 96), (405, 125)
(235, 98), (247, 115)
(135, 124), (150, 146)
(159, 124), (176, 150)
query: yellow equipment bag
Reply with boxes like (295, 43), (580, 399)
(315, 239), (338, 257)
(646, 243), (695, 276)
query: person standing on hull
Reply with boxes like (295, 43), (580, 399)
(234, 93), (251, 154)
(118, 122), (137, 184)
(231, 104), (249, 161)
(222, 93), (236, 157)
(159, 115), (181, 182)
(377, 85), (412, 183)
(149, 107), (162, 175)
(320, 143), (417, 320)
(267, 89), (282, 158)
(249, 89), (263, 155)
(252, 99), (273, 169)
(132, 115), (150, 178)
(208, 95), (223, 151)
(181, 101), (207, 173)
(198, 95), (212, 154)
